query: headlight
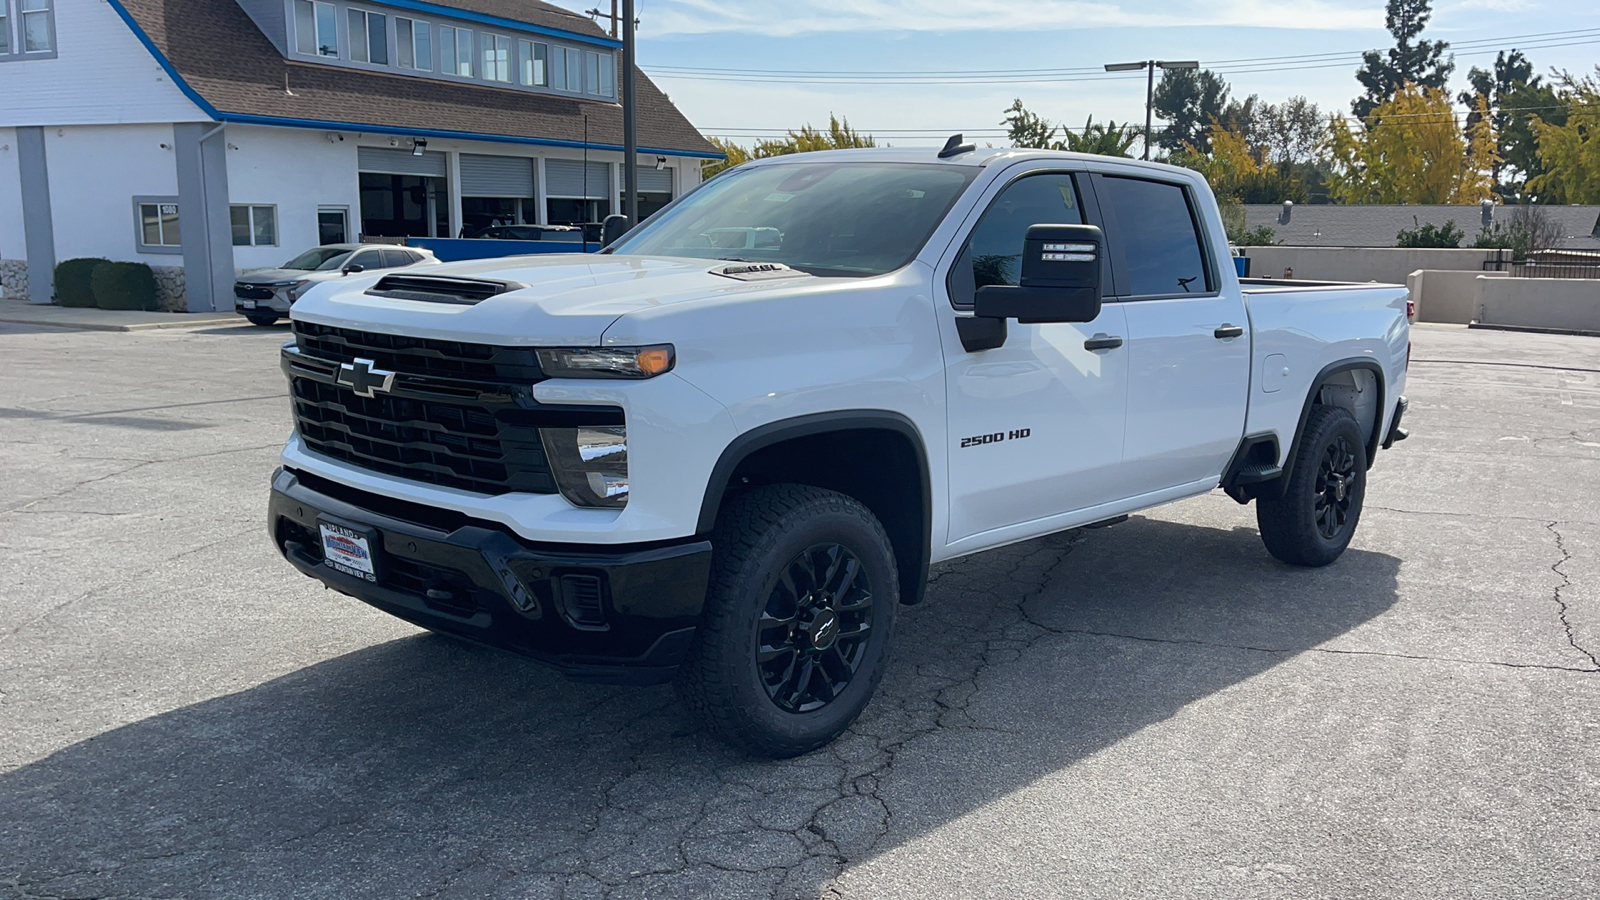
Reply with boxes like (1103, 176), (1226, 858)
(540, 425), (629, 508)
(283, 280), (313, 300)
(536, 345), (674, 379)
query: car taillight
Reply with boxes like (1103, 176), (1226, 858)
(1406, 298), (1416, 322)
(1407, 341), (1412, 371)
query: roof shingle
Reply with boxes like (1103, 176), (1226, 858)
(114, 0), (718, 157)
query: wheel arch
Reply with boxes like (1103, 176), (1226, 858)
(697, 411), (933, 606)
(1284, 358), (1386, 479)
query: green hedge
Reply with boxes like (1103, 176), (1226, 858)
(89, 261), (160, 311)
(54, 258), (109, 308)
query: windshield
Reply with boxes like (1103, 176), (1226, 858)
(283, 248), (354, 271)
(611, 162), (977, 277)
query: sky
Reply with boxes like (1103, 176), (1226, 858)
(544, 0), (1600, 149)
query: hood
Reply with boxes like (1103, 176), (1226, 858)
(289, 254), (817, 346)
(236, 268), (344, 285)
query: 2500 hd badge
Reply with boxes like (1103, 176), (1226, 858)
(960, 428), (1031, 448)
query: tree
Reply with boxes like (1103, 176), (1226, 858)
(1472, 205), (1563, 260)
(702, 115), (875, 178)
(1152, 68), (1230, 154)
(1459, 50), (1560, 200)
(1328, 85), (1496, 204)
(1528, 69), (1600, 204)
(1000, 101), (1136, 157)
(1002, 99), (1058, 149)
(1353, 0), (1453, 121)
(1395, 216), (1464, 248)
(1060, 116), (1138, 157)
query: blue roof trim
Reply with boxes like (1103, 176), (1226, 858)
(101, 0), (719, 159)
(103, 0), (223, 119)
(380, 0), (622, 48)
(217, 112), (726, 159)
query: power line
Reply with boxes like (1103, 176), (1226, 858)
(645, 28), (1600, 85)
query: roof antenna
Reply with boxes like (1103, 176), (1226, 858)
(938, 133), (975, 159)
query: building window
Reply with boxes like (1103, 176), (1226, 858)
(348, 8), (388, 65)
(230, 205), (278, 247)
(135, 198), (182, 253)
(565, 46), (582, 92)
(0, 0), (55, 56)
(598, 51), (614, 96)
(483, 33), (511, 83)
(397, 17), (432, 71)
(439, 25), (472, 76)
(294, 0), (338, 58)
(518, 40), (547, 86)
(549, 45), (568, 90)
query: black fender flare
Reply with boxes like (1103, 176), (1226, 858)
(697, 410), (933, 606)
(1267, 358), (1387, 499)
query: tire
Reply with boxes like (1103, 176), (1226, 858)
(244, 310), (281, 327)
(1256, 405), (1368, 567)
(677, 484), (898, 758)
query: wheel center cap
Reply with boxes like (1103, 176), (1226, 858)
(1331, 473), (1348, 502)
(807, 608), (840, 651)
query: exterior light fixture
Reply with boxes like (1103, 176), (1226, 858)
(412, 138), (428, 156)
(655, 156), (667, 171)
(1103, 59), (1201, 160)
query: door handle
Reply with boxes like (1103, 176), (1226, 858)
(1084, 334), (1124, 351)
(1214, 324), (1245, 339)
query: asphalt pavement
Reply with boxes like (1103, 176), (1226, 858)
(0, 321), (1596, 899)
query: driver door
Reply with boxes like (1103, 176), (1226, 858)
(939, 168), (1132, 548)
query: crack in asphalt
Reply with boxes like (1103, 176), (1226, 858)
(1546, 522), (1600, 671)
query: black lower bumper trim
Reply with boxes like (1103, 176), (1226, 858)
(269, 467), (712, 684)
(1383, 395), (1410, 449)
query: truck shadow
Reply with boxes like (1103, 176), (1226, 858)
(0, 515), (1399, 899)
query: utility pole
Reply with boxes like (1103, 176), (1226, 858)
(621, 0), (637, 224)
(584, 1), (621, 39)
(1103, 59), (1199, 160)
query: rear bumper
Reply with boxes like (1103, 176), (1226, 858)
(268, 466), (712, 684)
(1382, 395), (1409, 449)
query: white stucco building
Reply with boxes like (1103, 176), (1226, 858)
(0, 0), (720, 310)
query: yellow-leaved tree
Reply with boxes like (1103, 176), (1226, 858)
(701, 115), (875, 178)
(1327, 85), (1498, 204)
(1528, 70), (1600, 203)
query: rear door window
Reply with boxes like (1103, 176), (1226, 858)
(1094, 175), (1212, 298)
(380, 248), (413, 268)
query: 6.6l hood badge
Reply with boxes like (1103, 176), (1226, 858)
(336, 358), (397, 398)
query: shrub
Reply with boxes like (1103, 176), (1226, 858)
(54, 258), (109, 307)
(90, 261), (160, 311)
(1234, 225), (1279, 246)
(1396, 217), (1464, 249)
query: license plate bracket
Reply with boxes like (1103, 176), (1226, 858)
(318, 516), (381, 583)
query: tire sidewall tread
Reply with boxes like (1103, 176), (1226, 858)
(1256, 405), (1368, 568)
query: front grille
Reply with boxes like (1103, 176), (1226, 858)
(294, 321), (544, 382)
(291, 376), (555, 495)
(286, 325), (619, 496)
(235, 284), (276, 300)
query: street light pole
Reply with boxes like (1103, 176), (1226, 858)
(1103, 59), (1200, 161)
(622, 0), (638, 225)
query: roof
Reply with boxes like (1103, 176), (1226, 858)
(107, 0), (719, 158)
(1242, 203), (1600, 251)
(738, 146), (1201, 176)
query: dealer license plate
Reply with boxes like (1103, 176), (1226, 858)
(320, 522), (377, 582)
(238, 299), (257, 309)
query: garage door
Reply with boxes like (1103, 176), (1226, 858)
(357, 146), (448, 178)
(545, 159), (611, 199)
(461, 154), (536, 197)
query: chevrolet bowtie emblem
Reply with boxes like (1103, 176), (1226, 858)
(336, 358), (397, 398)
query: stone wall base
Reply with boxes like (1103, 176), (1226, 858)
(0, 260), (28, 300)
(151, 266), (187, 312)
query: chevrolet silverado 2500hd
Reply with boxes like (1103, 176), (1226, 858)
(269, 142), (1410, 757)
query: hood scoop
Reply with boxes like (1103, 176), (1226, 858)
(366, 274), (527, 306)
(709, 262), (810, 282)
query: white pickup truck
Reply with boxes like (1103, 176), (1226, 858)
(269, 141), (1410, 757)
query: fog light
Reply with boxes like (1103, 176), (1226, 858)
(542, 425), (629, 508)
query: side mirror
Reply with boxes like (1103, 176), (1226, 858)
(342, 263), (365, 275)
(601, 214), (632, 248)
(974, 224), (1103, 324)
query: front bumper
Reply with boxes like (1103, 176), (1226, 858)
(268, 466), (712, 684)
(235, 285), (293, 313)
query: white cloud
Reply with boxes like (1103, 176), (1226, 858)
(634, 0), (1381, 37)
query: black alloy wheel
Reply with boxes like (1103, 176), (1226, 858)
(1313, 432), (1359, 540)
(1256, 404), (1368, 567)
(757, 543), (875, 714)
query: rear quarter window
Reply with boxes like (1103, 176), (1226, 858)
(1096, 176), (1212, 297)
